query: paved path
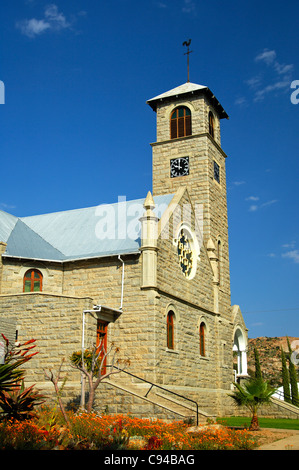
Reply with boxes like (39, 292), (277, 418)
(256, 429), (299, 450)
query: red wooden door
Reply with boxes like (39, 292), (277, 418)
(97, 320), (108, 375)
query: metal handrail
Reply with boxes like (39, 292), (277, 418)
(273, 389), (286, 400)
(106, 365), (199, 425)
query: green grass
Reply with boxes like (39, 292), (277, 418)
(217, 416), (299, 430)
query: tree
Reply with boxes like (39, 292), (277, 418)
(254, 347), (262, 380)
(70, 342), (130, 413)
(281, 347), (291, 404)
(44, 359), (71, 427)
(229, 377), (276, 430)
(287, 337), (299, 407)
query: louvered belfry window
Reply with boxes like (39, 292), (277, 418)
(209, 111), (214, 138)
(170, 106), (192, 139)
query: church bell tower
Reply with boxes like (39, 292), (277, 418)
(147, 81), (232, 313)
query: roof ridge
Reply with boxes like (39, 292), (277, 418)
(20, 195), (153, 220)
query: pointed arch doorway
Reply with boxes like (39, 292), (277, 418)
(233, 327), (248, 380)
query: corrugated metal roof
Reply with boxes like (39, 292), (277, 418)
(147, 81), (228, 119)
(2, 194), (174, 262)
(147, 82), (207, 104)
(0, 210), (18, 243)
(6, 219), (65, 261)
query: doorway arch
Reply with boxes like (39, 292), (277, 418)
(233, 327), (248, 378)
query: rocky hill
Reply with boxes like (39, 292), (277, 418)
(247, 336), (299, 387)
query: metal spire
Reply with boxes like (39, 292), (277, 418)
(183, 39), (193, 82)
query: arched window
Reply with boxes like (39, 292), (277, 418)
(170, 106), (192, 139)
(23, 269), (43, 292)
(167, 311), (175, 349)
(199, 322), (206, 356)
(208, 111), (214, 138)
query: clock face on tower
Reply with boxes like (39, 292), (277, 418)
(170, 157), (189, 178)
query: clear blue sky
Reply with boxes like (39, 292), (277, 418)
(1, 1), (298, 338)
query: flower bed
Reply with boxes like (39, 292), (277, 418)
(0, 410), (259, 450)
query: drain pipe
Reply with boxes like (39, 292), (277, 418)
(80, 307), (98, 409)
(79, 254), (124, 408)
(118, 255), (124, 311)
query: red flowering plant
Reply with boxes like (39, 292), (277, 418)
(145, 436), (163, 450)
(106, 418), (130, 450)
(0, 419), (61, 450)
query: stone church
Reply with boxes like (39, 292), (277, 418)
(0, 80), (248, 421)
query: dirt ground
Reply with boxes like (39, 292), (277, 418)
(188, 424), (298, 448)
(251, 428), (297, 446)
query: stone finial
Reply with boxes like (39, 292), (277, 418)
(143, 191), (155, 211)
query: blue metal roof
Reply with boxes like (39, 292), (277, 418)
(1, 194), (174, 262)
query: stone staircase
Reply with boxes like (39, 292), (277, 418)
(103, 374), (213, 424)
(270, 397), (299, 419)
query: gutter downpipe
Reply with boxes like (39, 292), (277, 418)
(80, 308), (97, 410)
(80, 257), (124, 408)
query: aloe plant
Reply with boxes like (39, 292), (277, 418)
(0, 334), (44, 420)
(0, 380), (45, 421)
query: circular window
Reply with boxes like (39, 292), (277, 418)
(175, 224), (200, 280)
(177, 229), (194, 278)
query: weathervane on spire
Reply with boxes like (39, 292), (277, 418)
(183, 39), (192, 82)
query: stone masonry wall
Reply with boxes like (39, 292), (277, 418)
(1, 258), (64, 296)
(156, 188), (215, 312)
(0, 293), (93, 386)
(0, 317), (16, 348)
